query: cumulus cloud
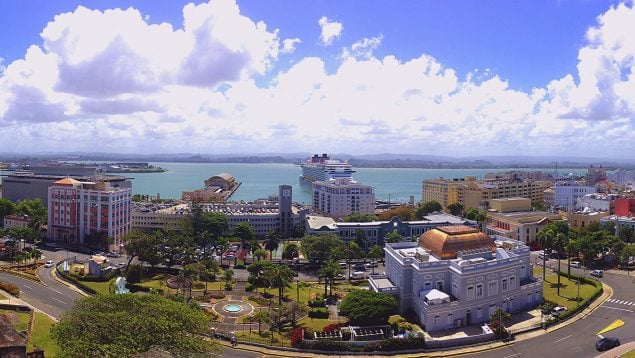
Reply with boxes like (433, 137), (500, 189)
(342, 35), (383, 60)
(0, 1), (634, 157)
(318, 16), (342, 45)
(282, 38), (301, 54)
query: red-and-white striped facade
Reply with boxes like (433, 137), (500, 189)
(47, 178), (131, 250)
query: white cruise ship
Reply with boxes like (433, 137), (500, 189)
(300, 154), (355, 184)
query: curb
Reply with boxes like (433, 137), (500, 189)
(0, 267), (44, 284)
(47, 267), (91, 297)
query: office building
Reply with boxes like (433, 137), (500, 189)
(312, 178), (375, 218)
(422, 178), (464, 209)
(47, 178), (132, 251)
(586, 165), (607, 186)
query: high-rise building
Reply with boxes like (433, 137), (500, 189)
(312, 178), (375, 218)
(586, 165), (607, 186)
(47, 178), (132, 251)
(278, 184), (293, 238)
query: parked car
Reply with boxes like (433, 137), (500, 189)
(44, 260), (55, 268)
(335, 273), (346, 280)
(350, 271), (366, 280)
(352, 263), (367, 271)
(570, 261), (581, 268)
(365, 262), (378, 268)
(590, 270), (603, 277)
(552, 306), (568, 316)
(106, 252), (120, 258)
(596, 337), (620, 351)
(339, 262), (348, 269)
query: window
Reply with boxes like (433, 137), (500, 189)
(476, 307), (482, 319)
(502, 279), (508, 291)
(509, 276), (516, 289)
(476, 284), (483, 298)
(488, 281), (498, 296)
(434, 316), (440, 326)
(437, 281), (443, 292)
(467, 285), (475, 300)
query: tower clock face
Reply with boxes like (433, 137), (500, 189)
(282, 189), (291, 197)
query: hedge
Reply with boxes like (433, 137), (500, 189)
(0, 281), (20, 297)
(308, 308), (329, 319)
(56, 268), (97, 295)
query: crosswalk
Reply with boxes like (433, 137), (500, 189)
(606, 298), (635, 306)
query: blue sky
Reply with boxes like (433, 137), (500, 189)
(0, 0), (633, 158)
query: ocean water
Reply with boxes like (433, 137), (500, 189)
(113, 163), (585, 204)
(1, 165), (585, 204)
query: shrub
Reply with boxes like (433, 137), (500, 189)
(339, 290), (397, 324)
(234, 264), (246, 269)
(323, 323), (340, 332)
(56, 268), (97, 295)
(125, 264), (142, 284)
(362, 336), (426, 352)
(0, 281), (20, 296)
(308, 299), (325, 307)
(245, 283), (254, 292)
(308, 308), (329, 319)
(247, 296), (270, 306)
(224, 282), (233, 291)
(290, 327), (304, 347)
(208, 293), (226, 300)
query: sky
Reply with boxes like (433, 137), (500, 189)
(0, 0), (633, 158)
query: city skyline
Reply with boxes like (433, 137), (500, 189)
(0, 0), (633, 158)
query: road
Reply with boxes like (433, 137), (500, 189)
(468, 256), (635, 358)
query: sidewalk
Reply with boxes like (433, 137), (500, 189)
(596, 341), (635, 358)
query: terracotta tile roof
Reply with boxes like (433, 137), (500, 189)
(52, 177), (81, 186)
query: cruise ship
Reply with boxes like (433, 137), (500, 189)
(299, 154), (355, 184)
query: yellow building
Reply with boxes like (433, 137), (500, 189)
(485, 198), (564, 245)
(422, 178), (464, 208)
(460, 181), (551, 210)
(567, 210), (609, 231)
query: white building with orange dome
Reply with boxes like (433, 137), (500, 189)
(370, 225), (543, 332)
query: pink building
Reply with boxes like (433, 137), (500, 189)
(3, 214), (31, 229)
(47, 178), (131, 251)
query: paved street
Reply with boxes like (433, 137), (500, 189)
(467, 257), (635, 358)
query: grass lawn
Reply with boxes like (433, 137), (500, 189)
(622, 350), (635, 358)
(28, 312), (60, 357)
(80, 280), (113, 295)
(0, 309), (30, 331)
(534, 267), (599, 310)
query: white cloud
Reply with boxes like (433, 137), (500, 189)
(318, 16), (342, 45)
(0, 1), (634, 157)
(282, 38), (301, 54)
(342, 35), (383, 60)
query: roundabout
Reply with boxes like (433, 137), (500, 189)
(213, 300), (254, 319)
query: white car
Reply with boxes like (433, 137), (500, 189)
(552, 306), (568, 316)
(44, 260), (55, 268)
(570, 261), (581, 268)
(349, 271), (366, 280)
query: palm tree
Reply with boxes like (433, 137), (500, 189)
(318, 260), (340, 297)
(266, 265), (295, 305)
(253, 309), (270, 334)
(31, 249), (42, 265)
(538, 228), (555, 281)
(368, 245), (383, 275)
(14, 251), (26, 269)
(565, 234), (579, 277)
(553, 232), (568, 296)
(263, 230), (281, 261)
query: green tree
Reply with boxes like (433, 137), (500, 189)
(532, 201), (547, 211)
(368, 245), (384, 275)
(619, 226), (634, 243)
(343, 213), (379, 222)
(300, 235), (344, 264)
(266, 264), (295, 305)
(15, 198), (47, 229)
(199, 212), (229, 253)
(233, 222), (256, 249)
(0, 198), (16, 228)
(264, 230), (281, 261)
(50, 294), (218, 358)
(415, 200), (442, 219)
(123, 230), (151, 268)
(318, 260), (340, 297)
(538, 228), (555, 281)
(254, 248), (267, 261)
(339, 290), (397, 324)
(553, 232), (568, 295)
(385, 229), (402, 243)
(31, 248), (42, 264)
(447, 202), (464, 216)
(354, 229), (368, 250)
(343, 242), (363, 281)
(489, 307), (511, 338)
(247, 260), (275, 292)
(253, 309), (270, 334)
(464, 208), (479, 220)
(281, 242), (299, 260)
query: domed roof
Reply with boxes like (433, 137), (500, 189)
(419, 225), (495, 260)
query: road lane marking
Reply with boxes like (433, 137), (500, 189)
(599, 306), (634, 313)
(50, 297), (67, 305)
(23, 284), (33, 290)
(553, 334), (572, 343)
(597, 319), (625, 335)
(502, 354), (522, 358)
